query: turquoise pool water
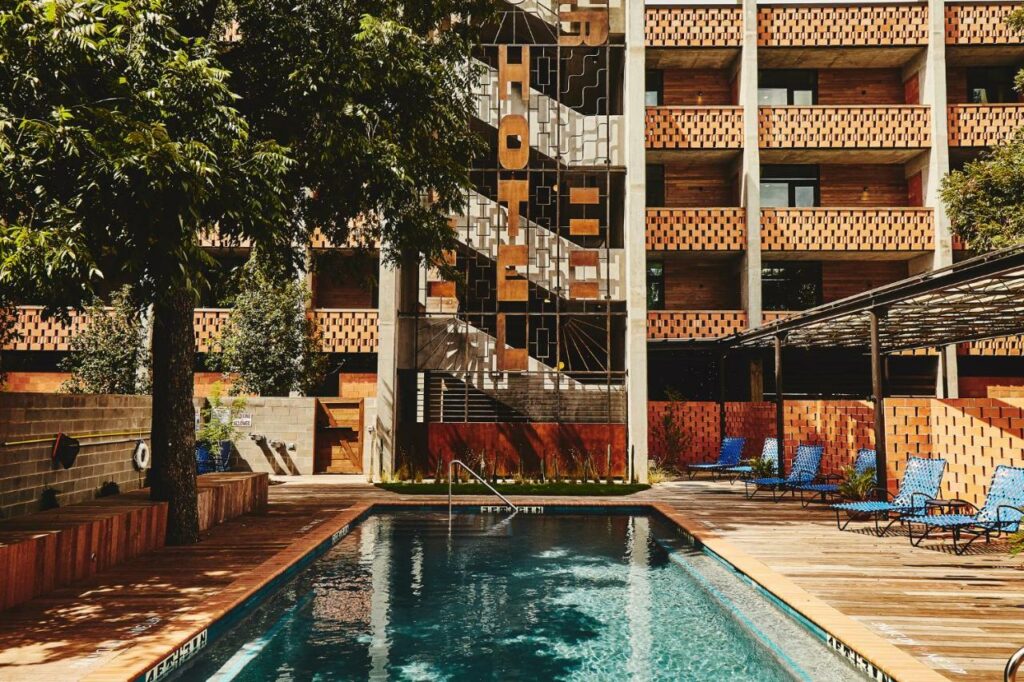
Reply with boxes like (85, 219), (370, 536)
(177, 510), (866, 681)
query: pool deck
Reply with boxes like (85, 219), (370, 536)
(0, 477), (1020, 681)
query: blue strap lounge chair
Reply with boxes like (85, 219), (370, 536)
(832, 456), (947, 536)
(744, 444), (823, 501)
(794, 448), (876, 508)
(905, 465), (1024, 554)
(724, 437), (778, 484)
(686, 437), (746, 480)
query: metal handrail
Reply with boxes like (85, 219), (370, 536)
(448, 459), (518, 516)
(1006, 645), (1024, 682)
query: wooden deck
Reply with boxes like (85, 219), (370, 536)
(0, 477), (1020, 680)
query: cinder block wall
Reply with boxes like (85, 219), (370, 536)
(0, 393), (151, 518)
(220, 397), (318, 475)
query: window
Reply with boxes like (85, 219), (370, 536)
(762, 262), (822, 311)
(967, 67), (1017, 104)
(646, 164), (665, 207)
(760, 165), (819, 208)
(645, 70), (663, 106)
(758, 70), (817, 105)
(647, 261), (665, 310)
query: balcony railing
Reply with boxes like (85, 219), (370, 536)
(948, 104), (1024, 147)
(646, 106), (744, 150)
(193, 308), (230, 353)
(758, 4), (928, 48)
(646, 208), (746, 251)
(759, 106), (931, 150)
(760, 208), (934, 252)
(946, 2), (1024, 45)
(312, 309), (379, 353)
(199, 228), (374, 249)
(3, 306), (90, 352)
(647, 311), (747, 340)
(762, 311), (797, 325)
(645, 6), (743, 48)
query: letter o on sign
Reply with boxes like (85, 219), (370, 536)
(498, 114), (529, 170)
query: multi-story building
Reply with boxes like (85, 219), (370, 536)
(4, 0), (1023, 480)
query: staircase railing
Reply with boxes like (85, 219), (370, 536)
(1006, 645), (1024, 682)
(448, 459), (519, 519)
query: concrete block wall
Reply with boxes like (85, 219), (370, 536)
(0, 393), (151, 519)
(222, 397), (318, 475)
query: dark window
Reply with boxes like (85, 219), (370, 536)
(967, 67), (1018, 104)
(645, 70), (663, 106)
(760, 165), (819, 207)
(646, 164), (665, 206)
(762, 262), (822, 311)
(647, 261), (665, 310)
(758, 70), (817, 105)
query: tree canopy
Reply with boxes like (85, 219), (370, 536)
(942, 7), (1024, 252)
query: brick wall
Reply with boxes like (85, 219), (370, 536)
(216, 397), (318, 476)
(3, 372), (71, 394)
(651, 398), (1022, 506)
(0, 393), (151, 519)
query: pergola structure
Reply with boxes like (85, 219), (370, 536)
(719, 245), (1024, 489)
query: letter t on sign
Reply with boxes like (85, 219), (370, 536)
(498, 179), (530, 238)
(499, 45), (530, 103)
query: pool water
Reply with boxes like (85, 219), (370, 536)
(178, 510), (866, 681)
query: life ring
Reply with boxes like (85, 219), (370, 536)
(132, 439), (151, 471)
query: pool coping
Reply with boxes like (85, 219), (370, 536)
(85, 498), (949, 682)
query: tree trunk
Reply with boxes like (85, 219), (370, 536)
(150, 287), (200, 545)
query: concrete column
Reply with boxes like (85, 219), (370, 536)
(374, 260), (401, 481)
(740, 0), (762, 329)
(923, 0), (959, 398)
(624, 0), (649, 483)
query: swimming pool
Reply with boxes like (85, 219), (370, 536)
(174, 508), (868, 681)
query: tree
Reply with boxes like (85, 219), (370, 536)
(941, 8), (1024, 252)
(0, 297), (17, 388)
(60, 288), (150, 395)
(210, 264), (327, 396)
(0, 1), (291, 544)
(1, 0), (488, 543)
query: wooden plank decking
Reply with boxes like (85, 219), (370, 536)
(0, 477), (1020, 680)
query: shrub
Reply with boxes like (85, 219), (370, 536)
(838, 465), (876, 501)
(197, 383), (246, 447)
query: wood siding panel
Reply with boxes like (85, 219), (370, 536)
(663, 258), (741, 310)
(663, 70), (735, 106)
(664, 162), (737, 207)
(819, 164), (910, 206)
(822, 261), (908, 302)
(818, 70), (907, 106)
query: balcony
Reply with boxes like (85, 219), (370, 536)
(646, 208), (746, 251)
(760, 208), (934, 254)
(946, 2), (1024, 45)
(3, 307), (90, 352)
(758, 106), (931, 162)
(646, 107), (743, 154)
(647, 311), (747, 340)
(193, 308), (230, 353)
(646, 6), (742, 68)
(758, 4), (927, 68)
(312, 309), (379, 353)
(948, 104), (1024, 147)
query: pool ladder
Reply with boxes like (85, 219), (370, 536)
(448, 460), (519, 522)
(1007, 645), (1024, 682)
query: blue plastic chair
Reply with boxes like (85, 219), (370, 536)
(195, 443), (216, 474)
(905, 465), (1024, 554)
(745, 443), (823, 501)
(724, 437), (778, 484)
(686, 437), (746, 480)
(794, 448), (876, 508)
(832, 456), (947, 536)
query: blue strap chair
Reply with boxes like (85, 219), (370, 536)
(744, 444), (823, 501)
(905, 465), (1024, 554)
(794, 448), (876, 508)
(724, 437), (778, 484)
(832, 456), (947, 536)
(686, 437), (746, 480)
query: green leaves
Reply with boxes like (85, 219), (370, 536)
(942, 132), (1024, 253)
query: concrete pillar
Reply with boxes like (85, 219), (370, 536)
(624, 0), (649, 483)
(740, 0), (762, 329)
(374, 260), (401, 481)
(923, 0), (959, 398)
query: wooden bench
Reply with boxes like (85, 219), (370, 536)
(0, 472), (268, 611)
